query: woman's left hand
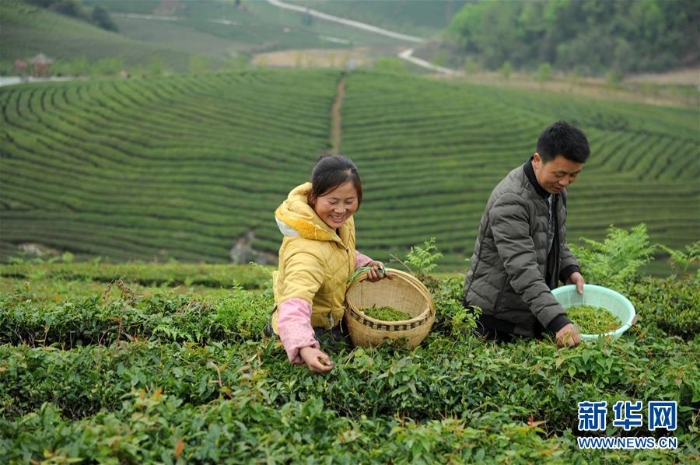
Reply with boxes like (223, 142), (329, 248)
(365, 261), (391, 282)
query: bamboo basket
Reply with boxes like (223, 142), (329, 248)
(345, 268), (435, 348)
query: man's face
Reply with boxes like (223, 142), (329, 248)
(532, 153), (584, 194)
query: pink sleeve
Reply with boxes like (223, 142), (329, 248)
(354, 250), (373, 269)
(277, 298), (319, 364)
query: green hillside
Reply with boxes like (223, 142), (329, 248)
(0, 69), (698, 271)
(1, 0), (419, 76)
(443, 0), (698, 75)
(86, 0), (410, 55)
(287, 0), (469, 36)
(0, 0), (228, 73)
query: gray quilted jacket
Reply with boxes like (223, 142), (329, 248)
(464, 158), (580, 337)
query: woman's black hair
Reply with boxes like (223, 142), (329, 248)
(309, 154), (363, 208)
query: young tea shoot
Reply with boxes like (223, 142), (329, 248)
(567, 304), (622, 334)
(362, 305), (411, 321)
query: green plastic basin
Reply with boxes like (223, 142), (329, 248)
(552, 284), (636, 341)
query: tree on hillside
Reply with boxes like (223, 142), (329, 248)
(24, 0), (119, 32)
(24, 0), (58, 7)
(446, 0), (699, 76)
(91, 5), (118, 32)
(46, 0), (88, 20)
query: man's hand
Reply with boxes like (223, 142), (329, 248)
(299, 346), (335, 373)
(566, 272), (585, 294)
(365, 260), (391, 282)
(555, 323), (581, 347)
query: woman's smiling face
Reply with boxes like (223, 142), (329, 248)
(312, 181), (358, 229)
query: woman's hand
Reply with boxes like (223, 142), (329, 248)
(299, 346), (335, 373)
(365, 260), (391, 282)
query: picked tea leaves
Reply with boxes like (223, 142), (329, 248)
(362, 305), (411, 321)
(567, 304), (622, 334)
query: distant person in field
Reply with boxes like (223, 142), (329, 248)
(267, 155), (390, 373)
(14, 59), (27, 81)
(464, 120), (589, 347)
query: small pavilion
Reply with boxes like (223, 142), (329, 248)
(29, 53), (54, 78)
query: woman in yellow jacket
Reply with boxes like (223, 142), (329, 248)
(269, 155), (389, 373)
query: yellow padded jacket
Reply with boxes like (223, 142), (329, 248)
(272, 182), (356, 331)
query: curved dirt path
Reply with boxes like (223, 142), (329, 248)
(330, 75), (347, 154)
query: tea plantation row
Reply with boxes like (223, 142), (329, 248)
(1, 69), (698, 269)
(0, 262), (698, 462)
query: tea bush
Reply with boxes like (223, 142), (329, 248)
(0, 262), (270, 290)
(0, 250), (698, 462)
(214, 283), (273, 340)
(627, 276), (700, 339)
(0, 394), (585, 464)
(0, 293), (223, 347)
(0, 281), (274, 347)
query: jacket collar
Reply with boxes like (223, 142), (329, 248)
(523, 156), (550, 199)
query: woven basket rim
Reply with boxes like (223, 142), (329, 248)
(347, 305), (434, 330)
(346, 268), (434, 326)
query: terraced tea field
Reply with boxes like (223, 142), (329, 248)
(1, 69), (698, 269)
(288, 0), (469, 36)
(0, 0), (223, 73)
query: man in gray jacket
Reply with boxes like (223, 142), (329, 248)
(464, 121), (589, 347)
